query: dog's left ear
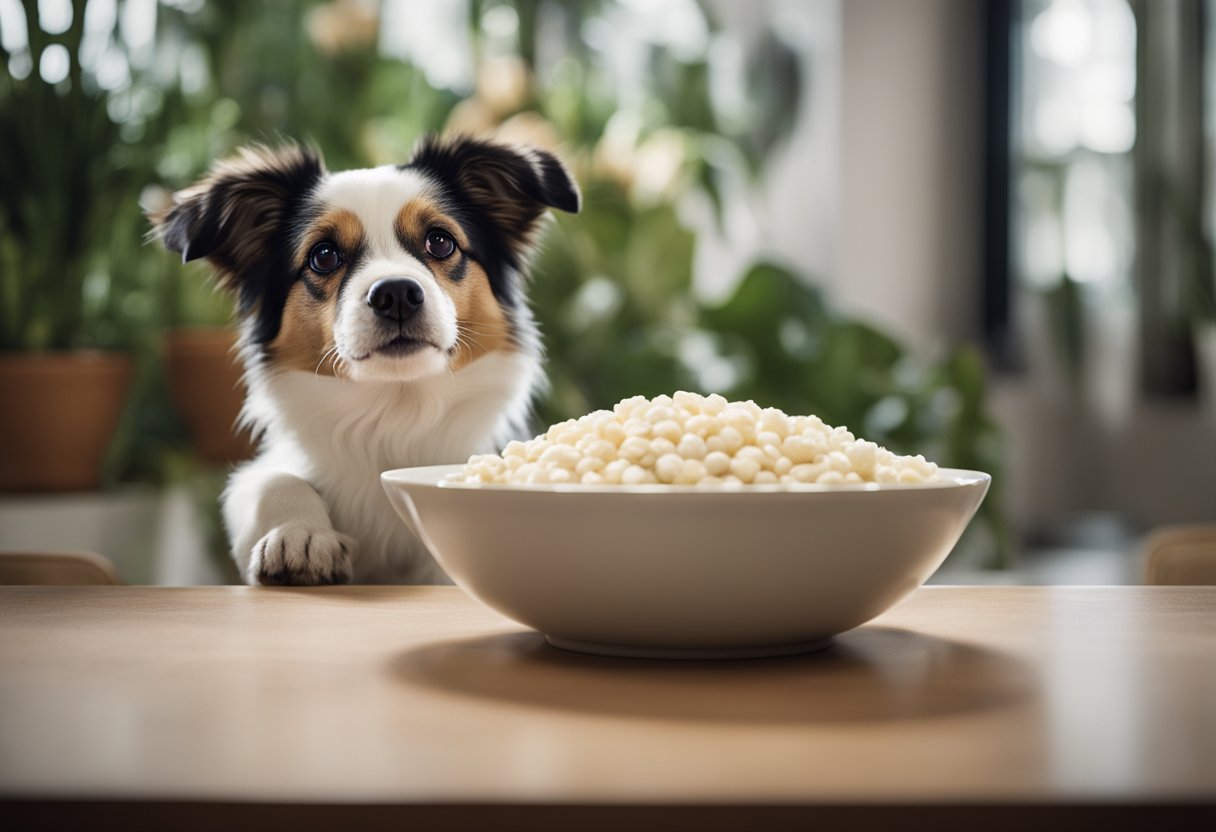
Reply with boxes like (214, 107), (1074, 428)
(406, 135), (581, 244)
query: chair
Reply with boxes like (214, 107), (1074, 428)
(0, 550), (122, 585)
(1143, 525), (1216, 586)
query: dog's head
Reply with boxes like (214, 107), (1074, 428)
(151, 136), (580, 381)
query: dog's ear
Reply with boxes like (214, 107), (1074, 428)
(149, 144), (325, 307)
(406, 134), (581, 243)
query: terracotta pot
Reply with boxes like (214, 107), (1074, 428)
(0, 352), (135, 492)
(162, 327), (256, 465)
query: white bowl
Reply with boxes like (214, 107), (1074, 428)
(381, 465), (990, 659)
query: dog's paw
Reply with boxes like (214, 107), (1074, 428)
(249, 525), (353, 586)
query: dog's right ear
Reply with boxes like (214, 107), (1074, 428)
(149, 144), (325, 304)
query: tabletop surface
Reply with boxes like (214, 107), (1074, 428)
(1, 585), (1214, 808)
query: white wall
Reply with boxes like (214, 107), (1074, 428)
(837, 0), (984, 354)
(693, 0), (841, 301)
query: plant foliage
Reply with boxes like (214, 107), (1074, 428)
(0, 0), (1010, 566)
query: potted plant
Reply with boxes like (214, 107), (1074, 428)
(0, 15), (141, 491)
(159, 270), (254, 466)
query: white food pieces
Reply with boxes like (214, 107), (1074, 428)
(453, 392), (940, 487)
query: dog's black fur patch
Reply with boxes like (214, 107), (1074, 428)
(155, 146), (325, 345)
(403, 136), (580, 307)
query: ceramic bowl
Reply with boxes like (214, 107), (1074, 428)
(381, 465), (989, 659)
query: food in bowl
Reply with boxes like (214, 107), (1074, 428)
(451, 391), (939, 487)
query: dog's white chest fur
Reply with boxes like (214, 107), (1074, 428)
(228, 350), (540, 583)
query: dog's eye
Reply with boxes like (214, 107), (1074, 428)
(424, 229), (456, 260)
(308, 243), (342, 274)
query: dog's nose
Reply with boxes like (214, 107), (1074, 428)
(367, 278), (425, 322)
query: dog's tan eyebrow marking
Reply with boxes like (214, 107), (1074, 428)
(295, 208), (365, 266)
(395, 199), (471, 254)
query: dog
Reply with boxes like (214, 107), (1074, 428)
(151, 135), (580, 585)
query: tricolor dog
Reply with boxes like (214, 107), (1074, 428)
(151, 136), (580, 585)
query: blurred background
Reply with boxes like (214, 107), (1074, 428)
(0, 0), (1212, 584)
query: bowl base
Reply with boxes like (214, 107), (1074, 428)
(544, 635), (833, 660)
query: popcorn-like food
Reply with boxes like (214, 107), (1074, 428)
(452, 392), (940, 487)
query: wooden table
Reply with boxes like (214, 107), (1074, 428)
(1, 586), (1214, 830)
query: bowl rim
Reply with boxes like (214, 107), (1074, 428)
(382, 464), (991, 495)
